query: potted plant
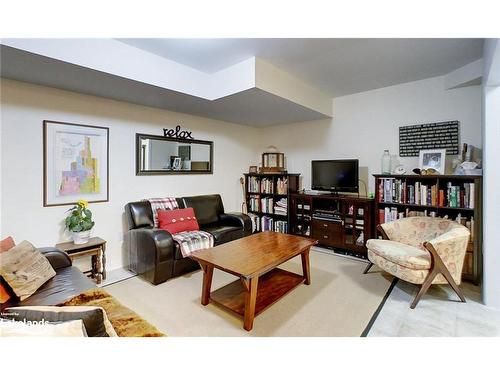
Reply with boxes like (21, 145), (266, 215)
(65, 200), (95, 244)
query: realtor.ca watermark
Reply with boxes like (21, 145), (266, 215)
(1, 312), (50, 326)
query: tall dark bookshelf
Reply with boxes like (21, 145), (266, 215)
(244, 173), (300, 234)
(374, 174), (483, 284)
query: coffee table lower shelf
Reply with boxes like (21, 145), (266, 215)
(210, 268), (305, 318)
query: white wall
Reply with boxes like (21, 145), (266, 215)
(0, 79), (261, 271)
(261, 76), (482, 194)
(0, 74), (484, 276)
(482, 39), (500, 309)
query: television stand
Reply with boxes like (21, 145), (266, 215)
(290, 192), (374, 259)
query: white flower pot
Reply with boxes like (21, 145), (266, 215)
(72, 230), (91, 244)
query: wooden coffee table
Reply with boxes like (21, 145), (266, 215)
(190, 232), (317, 331)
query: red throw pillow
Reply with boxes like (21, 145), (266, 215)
(158, 208), (200, 234)
(0, 236), (16, 303)
(0, 279), (13, 304)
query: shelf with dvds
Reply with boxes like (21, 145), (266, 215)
(374, 174), (482, 284)
(244, 173), (300, 234)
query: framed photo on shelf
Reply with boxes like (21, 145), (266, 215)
(172, 157), (182, 170)
(43, 120), (109, 207)
(419, 148), (446, 175)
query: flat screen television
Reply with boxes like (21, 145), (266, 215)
(311, 159), (359, 193)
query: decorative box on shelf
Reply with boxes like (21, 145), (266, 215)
(260, 150), (286, 174)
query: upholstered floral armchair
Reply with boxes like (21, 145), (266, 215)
(364, 217), (470, 308)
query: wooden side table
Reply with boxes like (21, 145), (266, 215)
(55, 237), (107, 284)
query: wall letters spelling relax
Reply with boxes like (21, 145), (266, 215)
(163, 125), (194, 140)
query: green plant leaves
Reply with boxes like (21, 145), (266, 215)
(65, 205), (95, 232)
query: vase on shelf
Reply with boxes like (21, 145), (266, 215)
(390, 154), (400, 174)
(72, 230), (91, 245)
(381, 150), (391, 175)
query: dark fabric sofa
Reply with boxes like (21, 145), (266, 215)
(1, 247), (95, 310)
(124, 194), (252, 285)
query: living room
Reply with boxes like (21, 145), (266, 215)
(1, 1), (500, 373)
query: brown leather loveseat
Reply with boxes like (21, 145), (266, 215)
(124, 194), (251, 285)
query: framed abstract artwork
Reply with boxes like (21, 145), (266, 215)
(43, 120), (109, 207)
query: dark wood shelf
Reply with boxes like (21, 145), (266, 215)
(373, 174), (482, 180)
(248, 211), (288, 218)
(378, 201), (438, 209)
(378, 201), (474, 211)
(245, 173), (300, 177)
(437, 206), (475, 211)
(246, 192), (288, 197)
(210, 268), (305, 317)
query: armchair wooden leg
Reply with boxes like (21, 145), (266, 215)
(411, 269), (438, 309)
(439, 265), (467, 303)
(411, 242), (468, 309)
(363, 262), (374, 274)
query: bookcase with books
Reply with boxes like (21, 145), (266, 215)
(374, 174), (482, 284)
(244, 173), (300, 234)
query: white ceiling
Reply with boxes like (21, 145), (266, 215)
(118, 38), (484, 97)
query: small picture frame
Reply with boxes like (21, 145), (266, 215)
(419, 149), (446, 174)
(249, 165), (258, 173)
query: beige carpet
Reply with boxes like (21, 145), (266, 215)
(104, 249), (392, 336)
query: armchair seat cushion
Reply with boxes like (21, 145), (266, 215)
(367, 239), (431, 270)
(368, 250), (448, 285)
(202, 225), (241, 245)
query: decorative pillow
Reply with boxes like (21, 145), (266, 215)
(0, 240), (56, 301)
(0, 318), (87, 337)
(0, 278), (14, 304)
(0, 236), (15, 252)
(5, 305), (117, 337)
(158, 208), (200, 234)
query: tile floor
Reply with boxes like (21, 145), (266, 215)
(368, 275), (500, 336)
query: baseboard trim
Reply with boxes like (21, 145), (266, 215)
(99, 268), (137, 288)
(360, 277), (398, 337)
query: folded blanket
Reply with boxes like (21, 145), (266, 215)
(173, 230), (214, 257)
(146, 197), (179, 227)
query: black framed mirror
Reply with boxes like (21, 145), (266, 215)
(136, 133), (213, 175)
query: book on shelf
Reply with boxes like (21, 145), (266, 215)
(247, 176), (260, 193)
(261, 197), (274, 213)
(378, 178), (475, 209)
(248, 195), (260, 212)
(260, 178), (274, 194)
(274, 220), (288, 233)
(274, 197), (287, 216)
(378, 206), (475, 238)
(248, 213), (260, 232)
(261, 215), (274, 231)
